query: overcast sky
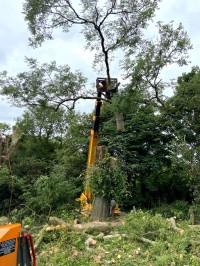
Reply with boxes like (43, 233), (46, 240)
(0, 0), (200, 127)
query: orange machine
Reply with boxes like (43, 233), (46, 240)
(0, 223), (36, 266)
(78, 77), (119, 217)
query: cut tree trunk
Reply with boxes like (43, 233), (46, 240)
(115, 112), (125, 131)
(7, 126), (24, 160)
(168, 217), (184, 234)
(91, 145), (110, 221)
(91, 195), (109, 221)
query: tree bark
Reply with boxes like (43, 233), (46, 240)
(115, 112), (125, 131)
(91, 195), (109, 221)
(168, 217), (184, 234)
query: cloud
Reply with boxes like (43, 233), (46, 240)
(0, 99), (24, 126)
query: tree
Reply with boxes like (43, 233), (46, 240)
(16, 105), (68, 140)
(1, 111), (90, 218)
(164, 67), (200, 206)
(166, 67), (200, 148)
(23, 0), (192, 98)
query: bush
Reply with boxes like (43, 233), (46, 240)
(150, 200), (190, 220)
(22, 171), (80, 217)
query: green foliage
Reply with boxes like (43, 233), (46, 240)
(90, 155), (128, 204)
(37, 230), (94, 266)
(23, 0), (159, 57)
(166, 66), (200, 147)
(127, 21), (192, 81)
(164, 67), (200, 206)
(0, 58), (87, 110)
(0, 111), (88, 218)
(100, 91), (177, 208)
(125, 210), (169, 240)
(16, 106), (67, 139)
(11, 135), (56, 179)
(0, 122), (10, 132)
(151, 200), (190, 220)
(124, 210), (200, 265)
(0, 167), (25, 215)
(22, 170), (80, 217)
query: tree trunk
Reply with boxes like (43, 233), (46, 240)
(7, 126), (24, 160)
(115, 112), (125, 131)
(91, 195), (109, 221)
(91, 146), (111, 221)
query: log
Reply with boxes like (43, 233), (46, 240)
(85, 236), (97, 250)
(34, 224), (49, 251)
(44, 218), (123, 233)
(103, 233), (126, 240)
(188, 225), (200, 228)
(138, 237), (155, 245)
(46, 224), (69, 232)
(74, 221), (123, 232)
(33, 218), (123, 250)
(48, 216), (70, 227)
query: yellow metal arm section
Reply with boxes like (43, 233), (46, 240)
(85, 129), (98, 201)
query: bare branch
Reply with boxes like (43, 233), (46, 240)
(54, 95), (111, 111)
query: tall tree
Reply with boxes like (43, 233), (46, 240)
(16, 105), (67, 140)
(164, 67), (200, 204)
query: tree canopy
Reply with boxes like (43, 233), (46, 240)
(0, 58), (87, 110)
(23, 0), (160, 80)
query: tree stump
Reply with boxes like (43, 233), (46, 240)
(91, 195), (109, 221)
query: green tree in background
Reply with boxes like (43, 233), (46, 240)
(0, 123), (10, 133)
(166, 66), (200, 148)
(0, 110), (90, 218)
(99, 85), (191, 208)
(164, 67), (200, 210)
